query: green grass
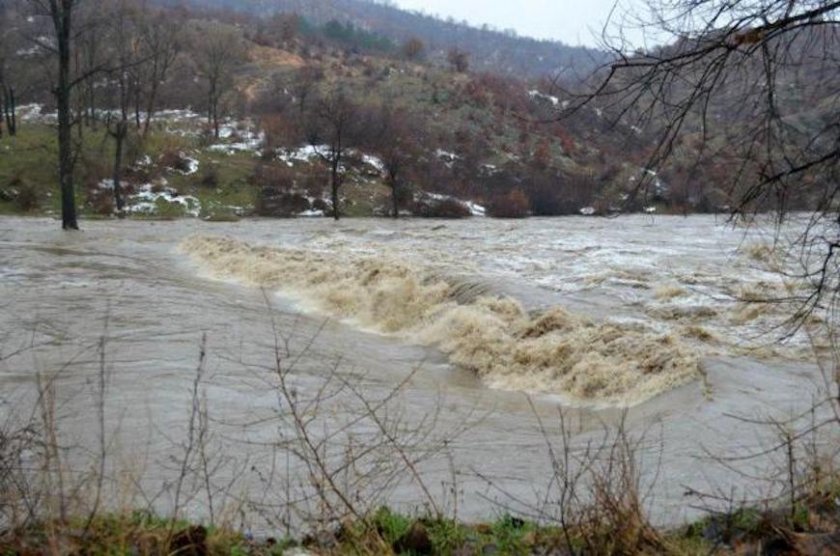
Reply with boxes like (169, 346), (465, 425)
(14, 499), (840, 556)
(0, 122), (398, 220)
(167, 151), (258, 218)
(0, 123), (260, 219)
(0, 512), (254, 556)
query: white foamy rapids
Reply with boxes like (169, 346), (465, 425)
(181, 235), (701, 406)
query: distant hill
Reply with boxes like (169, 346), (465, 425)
(170, 0), (610, 79)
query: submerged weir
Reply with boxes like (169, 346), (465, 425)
(181, 235), (700, 405)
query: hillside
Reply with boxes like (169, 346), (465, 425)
(0, 0), (664, 221)
(1, 0), (836, 221)
(164, 0), (610, 79)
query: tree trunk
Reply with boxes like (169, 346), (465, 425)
(133, 82), (141, 129)
(0, 87), (6, 138)
(212, 98), (220, 140)
(74, 47), (83, 140)
(331, 159), (340, 221)
(76, 99), (84, 140)
(143, 80), (159, 137)
(7, 86), (15, 136)
(208, 82), (220, 139)
(88, 82), (95, 128)
(143, 52), (168, 137)
(0, 65), (5, 137)
(112, 120), (126, 215)
(389, 171), (399, 218)
(56, 5), (79, 230)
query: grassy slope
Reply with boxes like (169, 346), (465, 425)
(0, 123), (263, 219)
(0, 38), (589, 220)
(0, 120), (403, 220)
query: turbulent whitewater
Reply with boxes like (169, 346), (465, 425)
(182, 235), (701, 404)
(177, 214), (825, 405)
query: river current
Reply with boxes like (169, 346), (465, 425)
(0, 215), (832, 530)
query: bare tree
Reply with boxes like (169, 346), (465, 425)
(25, 0), (85, 230)
(193, 22), (244, 139)
(572, 0), (840, 324)
(103, 0), (140, 215)
(74, 10), (102, 131)
(265, 12), (301, 47)
(304, 87), (360, 220)
(447, 47), (469, 72)
(290, 65), (322, 117)
(0, 5), (16, 138)
(21, 0), (147, 228)
(135, 5), (180, 137)
(402, 37), (425, 61)
(0, 82), (14, 139)
(367, 103), (421, 218)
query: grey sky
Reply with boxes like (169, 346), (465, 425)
(390, 0), (647, 48)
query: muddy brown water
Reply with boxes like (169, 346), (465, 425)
(0, 216), (832, 533)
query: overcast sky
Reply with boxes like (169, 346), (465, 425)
(390, 0), (647, 48)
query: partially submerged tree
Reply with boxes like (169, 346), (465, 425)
(26, 0), (85, 229)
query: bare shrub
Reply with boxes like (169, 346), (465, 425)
(123, 163), (154, 185)
(255, 189), (311, 217)
(5, 176), (40, 212)
(486, 189), (530, 218)
(0, 411), (39, 531)
(158, 150), (194, 174)
(0, 301), (484, 551)
(200, 166), (219, 189)
(412, 196), (471, 218)
(474, 404), (664, 555)
(249, 162), (294, 190)
(311, 197), (331, 215)
(251, 164), (309, 217)
(242, 299), (477, 545)
(86, 188), (115, 216)
(259, 113), (298, 151)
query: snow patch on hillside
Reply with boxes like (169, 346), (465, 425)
(208, 125), (265, 156)
(362, 154), (385, 174)
(529, 90), (560, 106)
(127, 182), (201, 217)
(277, 145), (329, 166)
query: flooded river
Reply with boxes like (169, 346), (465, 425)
(0, 215), (832, 531)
